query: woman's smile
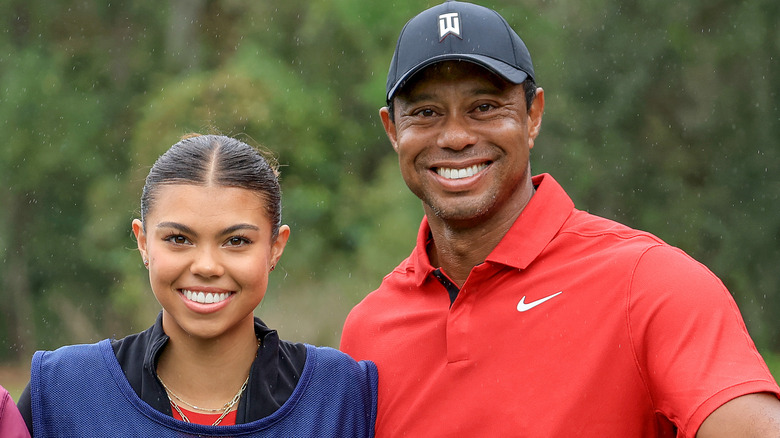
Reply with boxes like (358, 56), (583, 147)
(181, 289), (233, 304)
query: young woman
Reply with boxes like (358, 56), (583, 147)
(17, 134), (377, 437)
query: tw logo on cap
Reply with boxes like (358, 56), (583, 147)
(438, 12), (461, 41)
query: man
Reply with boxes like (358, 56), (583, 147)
(340, 1), (780, 436)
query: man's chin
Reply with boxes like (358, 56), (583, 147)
(425, 200), (492, 225)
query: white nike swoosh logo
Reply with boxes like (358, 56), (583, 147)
(517, 291), (563, 312)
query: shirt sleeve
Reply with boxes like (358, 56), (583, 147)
(628, 245), (780, 438)
(2, 385), (31, 438)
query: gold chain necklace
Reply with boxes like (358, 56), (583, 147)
(158, 375), (250, 426)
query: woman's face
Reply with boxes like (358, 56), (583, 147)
(132, 184), (289, 342)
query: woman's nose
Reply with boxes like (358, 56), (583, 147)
(190, 247), (224, 278)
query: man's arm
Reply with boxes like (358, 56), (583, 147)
(697, 392), (780, 437)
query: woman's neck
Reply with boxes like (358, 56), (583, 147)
(156, 317), (259, 411)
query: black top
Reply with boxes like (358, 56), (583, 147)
(17, 313), (307, 434)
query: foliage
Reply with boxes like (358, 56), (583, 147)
(1, 0), (778, 363)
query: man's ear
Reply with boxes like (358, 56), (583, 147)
(527, 88), (545, 150)
(379, 106), (400, 153)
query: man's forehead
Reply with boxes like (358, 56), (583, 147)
(396, 60), (513, 97)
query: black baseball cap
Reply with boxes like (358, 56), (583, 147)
(386, 1), (535, 103)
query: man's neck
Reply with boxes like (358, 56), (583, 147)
(426, 205), (525, 288)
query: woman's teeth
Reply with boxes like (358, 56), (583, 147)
(436, 163), (488, 180)
(182, 290), (230, 304)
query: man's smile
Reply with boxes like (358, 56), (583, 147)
(434, 163), (489, 180)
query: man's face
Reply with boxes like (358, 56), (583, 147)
(380, 61), (544, 228)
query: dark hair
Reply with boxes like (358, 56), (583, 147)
(140, 134), (282, 239)
(522, 79), (538, 111)
(387, 78), (537, 123)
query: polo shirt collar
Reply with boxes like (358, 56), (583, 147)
(487, 173), (574, 269)
(411, 173), (574, 285)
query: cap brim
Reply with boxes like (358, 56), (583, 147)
(387, 54), (530, 102)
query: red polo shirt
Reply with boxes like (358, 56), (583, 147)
(341, 173), (779, 437)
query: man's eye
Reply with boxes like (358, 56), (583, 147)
(476, 104), (493, 112)
(416, 109), (435, 117)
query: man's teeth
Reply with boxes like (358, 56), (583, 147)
(436, 163), (488, 180)
(183, 290), (230, 304)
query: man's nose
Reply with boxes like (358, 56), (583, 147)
(436, 115), (477, 151)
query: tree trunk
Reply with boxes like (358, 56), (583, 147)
(0, 193), (35, 362)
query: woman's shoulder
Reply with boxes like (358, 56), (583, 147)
(297, 344), (378, 379)
(277, 338), (308, 357)
(274, 340), (376, 377)
(34, 340), (108, 363)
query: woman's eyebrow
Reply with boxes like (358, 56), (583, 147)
(155, 222), (260, 236)
(220, 224), (260, 235)
(156, 222), (196, 235)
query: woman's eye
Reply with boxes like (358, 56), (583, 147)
(226, 236), (250, 246)
(165, 235), (190, 245)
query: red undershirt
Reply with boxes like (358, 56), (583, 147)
(171, 404), (238, 426)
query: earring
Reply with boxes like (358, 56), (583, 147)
(270, 264), (275, 272)
(143, 259), (149, 269)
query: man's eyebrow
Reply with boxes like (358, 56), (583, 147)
(400, 92), (435, 106)
(400, 86), (505, 107)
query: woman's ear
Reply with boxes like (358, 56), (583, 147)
(132, 219), (148, 262)
(270, 225), (290, 269)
